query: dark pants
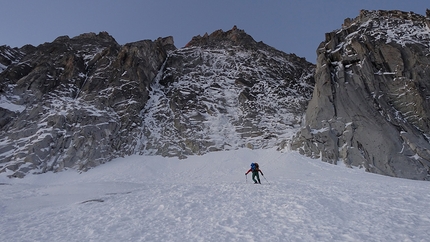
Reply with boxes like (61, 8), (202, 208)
(252, 171), (261, 184)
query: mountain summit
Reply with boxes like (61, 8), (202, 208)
(185, 25), (258, 48)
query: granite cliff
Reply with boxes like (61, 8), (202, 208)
(139, 26), (314, 158)
(0, 27), (314, 177)
(292, 10), (430, 180)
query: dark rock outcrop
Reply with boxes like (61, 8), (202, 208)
(0, 46), (22, 71)
(0, 32), (174, 177)
(185, 25), (258, 49)
(292, 10), (430, 180)
(0, 27), (314, 177)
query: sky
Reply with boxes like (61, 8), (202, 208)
(0, 0), (428, 63)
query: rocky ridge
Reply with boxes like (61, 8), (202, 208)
(0, 27), (314, 177)
(292, 10), (430, 180)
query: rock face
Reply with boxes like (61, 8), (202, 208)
(0, 32), (175, 177)
(0, 27), (314, 177)
(138, 26), (315, 158)
(292, 10), (430, 180)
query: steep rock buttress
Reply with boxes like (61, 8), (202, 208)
(292, 10), (430, 180)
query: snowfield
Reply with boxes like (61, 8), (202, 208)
(1, 148), (430, 242)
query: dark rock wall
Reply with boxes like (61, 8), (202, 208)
(0, 28), (314, 178)
(138, 27), (315, 158)
(292, 10), (430, 180)
(0, 32), (174, 177)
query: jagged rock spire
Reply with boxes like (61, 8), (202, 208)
(185, 26), (257, 48)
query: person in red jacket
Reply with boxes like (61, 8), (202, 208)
(245, 163), (264, 184)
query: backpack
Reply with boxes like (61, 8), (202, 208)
(251, 162), (259, 171)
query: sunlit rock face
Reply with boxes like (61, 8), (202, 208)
(292, 10), (430, 180)
(0, 27), (314, 177)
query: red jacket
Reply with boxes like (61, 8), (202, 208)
(246, 168), (263, 176)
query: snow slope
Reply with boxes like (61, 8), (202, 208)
(1, 149), (430, 241)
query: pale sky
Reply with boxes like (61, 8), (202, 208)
(0, 0), (428, 63)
